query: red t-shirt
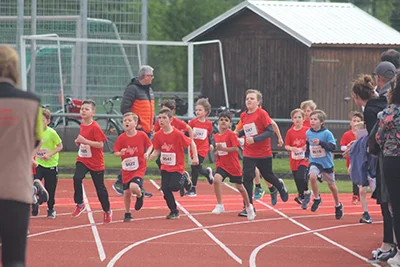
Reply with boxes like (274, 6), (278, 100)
(76, 121), (107, 171)
(340, 129), (356, 168)
(152, 128), (192, 173)
(214, 130), (242, 176)
(154, 117), (188, 133)
(240, 108), (273, 158)
(285, 126), (309, 171)
(303, 119), (311, 129)
(114, 131), (152, 183)
(188, 118), (212, 158)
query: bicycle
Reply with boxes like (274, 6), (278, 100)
(45, 96), (82, 129)
(95, 96), (124, 153)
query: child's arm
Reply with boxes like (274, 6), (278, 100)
(186, 124), (194, 139)
(144, 145), (154, 160)
(215, 143), (239, 153)
(114, 148), (127, 157)
(43, 142), (63, 160)
(75, 135), (104, 149)
(190, 140), (199, 165)
(315, 139), (336, 152)
(149, 149), (160, 161)
(247, 124), (274, 144)
(271, 120), (284, 147)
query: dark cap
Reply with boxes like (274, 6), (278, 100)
(374, 61), (396, 78)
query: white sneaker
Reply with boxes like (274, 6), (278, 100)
(212, 204), (225, 214)
(246, 204), (256, 221)
(388, 251), (400, 266)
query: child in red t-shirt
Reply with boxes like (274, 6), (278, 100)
(71, 100), (112, 223)
(340, 111), (363, 204)
(149, 109), (199, 219)
(237, 89), (288, 216)
(211, 111), (255, 221)
(114, 112), (153, 222)
(285, 109), (311, 209)
(300, 100), (317, 129)
(186, 98), (214, 197)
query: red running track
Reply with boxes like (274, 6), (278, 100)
(23, 179), (384, 267)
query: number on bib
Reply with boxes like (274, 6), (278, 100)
(291, 150), (305, 160)
(161, 152), (176, 166)
(122, 157), (139, 171)
(78, 144), (92, 158)
(193, 127), (207, 140)
(243, 123), (258, 137)
(310, 145), (326, 158)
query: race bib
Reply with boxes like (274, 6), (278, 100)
(161, 152), (176, 166)
(78, 144), (92, 158)
(291, 150), (305, 160)
(193, 127), (207, 140)
(36, 148), (49, 159)
(310, 145), (326, 158)
(216, 142), (228, 156)
(122, 157), (139, 171)
(243, 123), (258, 137)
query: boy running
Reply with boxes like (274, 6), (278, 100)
(33, 108), (63, 218)
(284, 109), (311, 209)
(72, 100), (112, 223)
(211, 111), (255, 220)
(114, 112), (153, 222)
(306, 110), (343, 219)
(149, 109), (198, 219)
(300, 100), (317, 129)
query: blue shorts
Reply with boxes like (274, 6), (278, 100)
(123, 177), (144, 191)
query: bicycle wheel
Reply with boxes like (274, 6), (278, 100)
(95, 118), (122, 153)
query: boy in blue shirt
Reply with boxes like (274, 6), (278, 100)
(305, 110), (343, 219)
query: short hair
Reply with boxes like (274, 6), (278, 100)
(195, 98), (211, 115)
(388, 74), (400, 105)
(123, 112), (139, 123)
(0, 45), (20, 87)
(300, 100), (317, 111)
(161, 99), (176, 111)
(218, 110), (232, 121)
(82, 99), (96, 110)
(290, 108), (304, 119)
(42, 108), (51, 121)
(350, 111), (364, 121)
(159, 108), (173, 118)
(381, 49), (400, 69)
(245, 89), (262, 101)
(351, 74), (376, 101)
(138, 65), (154, 80)
(310, 109), (327, 123)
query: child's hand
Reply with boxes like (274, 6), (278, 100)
(278, 138), (284, 147)
(209, 144), (214, 151)
(120, 148), (127, 156)
(215, 143), (224, 151)
(191, 157), (199, 165)
(144, 152), (149, 160)
(75, 135), (87, 144)
(32, 159), (38, 168)
(213, 151), (219, 158)
(246, 137), (255, 144)
(42, 153), (51, 160)
(311, 138), (320, 145)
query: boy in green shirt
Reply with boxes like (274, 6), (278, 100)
(33, 109), (63, 218)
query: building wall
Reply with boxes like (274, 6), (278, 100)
(196, 9), (309, 118)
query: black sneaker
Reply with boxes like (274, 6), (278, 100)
(144, 192), (153, 198)
(124, 212), (133, 222)
(185, 187), (197, 197)
(311, 197), (322, 212)
(360, 212), (372, 224)
(238, 207), (256, 217)
(294, 196), (303, 205)
(278, 179), (288, 202)
(47, 209), (56, 219)
(369, 247), (398, 262)
(335, 202), (343, 219)
(183, 171), (192, 191)
(135, 190), (145, 211)
(34, 181), (49, 204)
(166, 211), (180, 220)
(205, 167), (214, 185)
(32, 203), (39, 216)
(317, 174), (323, 183)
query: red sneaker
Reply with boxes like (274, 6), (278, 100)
(72, 204), (86, 217)
(104, 210), (112, 223)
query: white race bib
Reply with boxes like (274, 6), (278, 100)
(216, 142), (228, 156)
(122, 157), (139, 171)
(243, 122), (258, 137)
(161, 152), (176, 166)
(78, 144), (92, 158)
(36, 148), (49, 159)
(193, 127), (207, 140)
(291, 150), (305, 160)
(310, 145), (326, 158)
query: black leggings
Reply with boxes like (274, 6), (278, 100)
(191, 155), (208, 186)
(292, 165), (309, 197)
(73, 162), (110, 212)
(0, 199), (30, 267)
(34, 165), (58, 210)
(243, 157), (283, 204)
(383, 156), (400, 247)
(161, 171), (184, 212)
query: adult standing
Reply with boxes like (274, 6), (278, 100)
(0, 45), (43, 267)
(112, 65), (155, 195)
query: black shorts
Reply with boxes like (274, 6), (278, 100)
(123, 177), (144, 191)
(215, 167), (242, 184)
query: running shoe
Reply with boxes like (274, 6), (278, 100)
(166, 211), (180, 220)
(103, 210), (112, 223)
(72, 204), (86, 217)
(254, 187), (265, 200)
(360, 212), (372, 224)
(310, 197), (322, 212)
(206, 167), (214, 185)
(212, 204), (225, 214)
(335, 202), (344, 219)
(124, 212), (133, 222)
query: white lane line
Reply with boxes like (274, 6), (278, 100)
(149, 179), (242, 264)
(222, 182), (380, 267)
(83, 184), (106, 262)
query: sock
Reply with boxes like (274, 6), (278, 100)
(255, 184), (261, 189)
(78, 203), (84, 207)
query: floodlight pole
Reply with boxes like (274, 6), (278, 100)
(188, 43), (194, 117)
(30, 0), (37, 92)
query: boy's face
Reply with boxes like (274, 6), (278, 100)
(303, 106), (313, 120)
(291, 111), (304, 126)
(42, 115), (50, 129)
(310, 114), (322, 129)
(123, 115), (137, 131)
(350, 116), (362, 129)
(80, 104), (95, 119)
(245, 93), (260, 110)
(218, 116), (231, 130)
(158, 113), (171, 128)
(195, 105), (207, 118)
